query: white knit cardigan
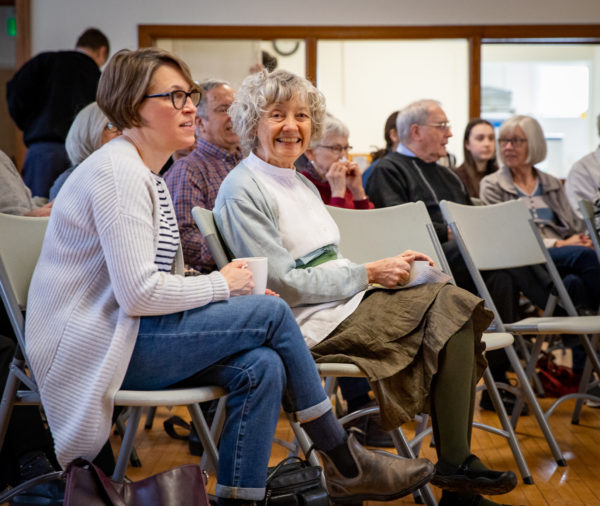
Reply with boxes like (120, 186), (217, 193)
(25, 138), (230, 467)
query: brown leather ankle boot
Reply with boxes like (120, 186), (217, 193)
(317, 432), (434, 503)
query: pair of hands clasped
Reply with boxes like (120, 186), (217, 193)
(326, 160), (367, 201)
(365, 250), (434, 288)
(220, 261), (278, 297)
(555, 233), (593, 249)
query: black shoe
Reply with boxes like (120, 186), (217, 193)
(431, 454), (517, 495)
(480, 390), (529, 416)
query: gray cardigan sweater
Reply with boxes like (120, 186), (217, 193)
(214, 162), (368, 308)
(480, 165), (584, 244)
(26, 138), (229, 466)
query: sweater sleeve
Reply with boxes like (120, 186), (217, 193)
(479, 175), (507, 205)
(214, 175), (368, 308)
(365, 159), (410, 208)
(92, 148), (229, 317)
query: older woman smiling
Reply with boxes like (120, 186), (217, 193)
(215, 69), (517, 506)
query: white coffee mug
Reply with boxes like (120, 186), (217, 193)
(232, 257), (268, 295)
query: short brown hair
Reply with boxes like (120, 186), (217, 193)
(76, 28), (109, 52)
(96, 48), (197, 131)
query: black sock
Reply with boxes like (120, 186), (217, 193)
(300, 410), (358, 477)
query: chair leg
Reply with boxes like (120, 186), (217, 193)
(505, 345), (566, 466)
(0, 363), (20, 451)
(112, 406), (143, 481)
(188, 402), (220, 474)
(389, 428), (437, 506)
(483, 368), (533, 484)
(144, 406), (157, 429)
(115, 409), (142, 468)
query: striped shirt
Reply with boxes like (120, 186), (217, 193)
(164, 138), (241, 273)
(154, 175), (179, 272)
(515, 180), (558, 237)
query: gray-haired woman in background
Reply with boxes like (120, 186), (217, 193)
(49, 101), (120, 199)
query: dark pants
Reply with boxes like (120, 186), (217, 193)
(22, 141), (70, 198)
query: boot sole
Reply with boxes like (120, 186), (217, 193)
(431, 472), (518, 495)
(330, 469), (435, 504)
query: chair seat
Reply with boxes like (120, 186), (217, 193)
(316, 363), (365, 378)
(506, 315), (600, 335)
(114, 386), (227, 407)
(481, 332), (514, 351)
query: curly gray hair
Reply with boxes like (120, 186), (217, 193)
(229, 69), (326, 154)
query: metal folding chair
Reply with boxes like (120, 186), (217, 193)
(0, 213), (226, 482)
(326, 202), (532, 483)
(440, 199), (600, 460)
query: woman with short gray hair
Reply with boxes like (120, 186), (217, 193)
(216, 69), (517, 506)
(480, 114), (600, 313)
(298, 113), (373, 209)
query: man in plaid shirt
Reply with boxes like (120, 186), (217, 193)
(165, 80), (241, 273)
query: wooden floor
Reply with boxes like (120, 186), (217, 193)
(112, 387), (600, 506)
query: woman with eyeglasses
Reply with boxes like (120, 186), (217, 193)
(49, 101), (121, 199)
(25, 48), (435, 505)
(297, 113), (373, 210)
(215, 69), (519, 506)
(480, 115), (600, 314)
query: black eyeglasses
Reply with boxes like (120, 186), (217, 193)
(317, 144), (353, 154)
(144, 89), (201, 110)
(498, 137), (527, 147)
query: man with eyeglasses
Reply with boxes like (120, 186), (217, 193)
(7, 28), (110, 199)
(366, 99), (539, 415)
(164, 79), (241, 274)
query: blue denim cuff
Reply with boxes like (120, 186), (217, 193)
(293, 397), (332, 423)
(216, 483), (265, 500)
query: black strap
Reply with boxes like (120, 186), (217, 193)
(0, 471), (64, 503)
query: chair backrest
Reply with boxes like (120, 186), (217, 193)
(0, 214), (49, 341)
(326, 202), (453, 279)
(191, 207), (231, 269)
(439, 199), (578, 319)
(578, 199), (600, 264)
(439, 199), (548, 270)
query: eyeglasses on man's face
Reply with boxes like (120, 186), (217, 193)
(317, 144), (353, 154)
(498, 137), (527, 147)
(425, 121), (451, 131)
(144, 89), (201, 110)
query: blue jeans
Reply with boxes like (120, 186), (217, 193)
(121, 295), (330, 500)
(549, 245), (600, 311)
(22, 141), (70, 198)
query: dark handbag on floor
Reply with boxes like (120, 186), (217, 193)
(537, 350), (581, 398)
(64, 458), (210, 506)
(260, 456), (329, 506)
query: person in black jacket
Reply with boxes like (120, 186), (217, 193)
(7, 28), (109, 198)
(366, 99), (549, 413)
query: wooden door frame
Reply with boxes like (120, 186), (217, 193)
(139, 24), (600, 119)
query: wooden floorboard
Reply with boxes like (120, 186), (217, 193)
(111, 388), (600, 506)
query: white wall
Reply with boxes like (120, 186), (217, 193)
(31, 0), (600, 57)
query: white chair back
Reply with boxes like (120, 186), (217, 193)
(326, 202), (452, 277)
(0, 214), (48, 309)
(439, 199), (547, 270)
